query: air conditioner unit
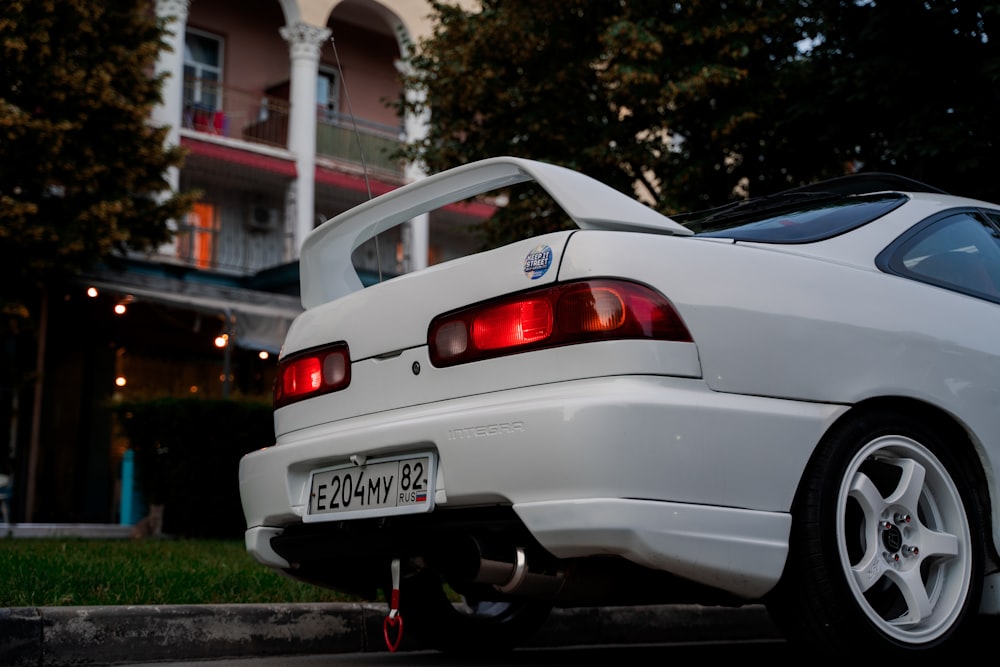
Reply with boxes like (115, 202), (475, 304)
(248, 206), (280, 233)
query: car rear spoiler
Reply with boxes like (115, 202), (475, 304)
(299, 156), (692, 309)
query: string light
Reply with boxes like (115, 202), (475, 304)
(113, 295), (134, 315)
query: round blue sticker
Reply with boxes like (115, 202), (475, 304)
(523, 245), (553, 280)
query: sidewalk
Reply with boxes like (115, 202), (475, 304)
(1, 523), (134, 539)
(1, 602), (779, 666)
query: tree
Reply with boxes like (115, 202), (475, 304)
(0, 0), (194, 334)
(1, 0), (195, 521)
(397, 0), (822, 246)
(596, 1), (832, 210)
(795, 0), (1000, 202)
(398, 0), (624, 246)
(398, 1), (1000, 246)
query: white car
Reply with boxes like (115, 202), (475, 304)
(239, 157), (1000, 655)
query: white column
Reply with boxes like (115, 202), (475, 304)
(279, 21), (330, 255)
(282, 182), (297, 262)
(151, 0), (189, 258)
(404, 211), (429, 272)
(152, 0), (189, 194)
(402, 71), (430, 271)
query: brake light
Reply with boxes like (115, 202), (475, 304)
(429, 279), (691, 367)
(472, 298), (553, 350)
(274, 343), (350, 409)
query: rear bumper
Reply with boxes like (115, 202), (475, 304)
(515, 498), (789, 598)
(246, 497), (790, 599)
(239, 375), (845, 599)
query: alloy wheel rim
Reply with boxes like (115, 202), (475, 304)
(835, 435), (972, 645)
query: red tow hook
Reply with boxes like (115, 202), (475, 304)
(383, 557), (404, 652)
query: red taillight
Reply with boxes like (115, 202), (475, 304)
(428, 279), (691, 367)
(558, 286), (626, 334)
(471, 298), (553, 350)
(274, 343), (350, 409)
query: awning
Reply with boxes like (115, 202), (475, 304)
(181, 134), (297, 179)
(80, 266), (303, 353)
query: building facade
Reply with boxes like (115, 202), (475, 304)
(7, 0), (490, 524)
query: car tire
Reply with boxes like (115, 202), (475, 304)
(398, 569), (553, 653)
(767, 410), (985, 655)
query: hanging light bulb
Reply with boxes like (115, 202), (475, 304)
(113, 295), (134, 315)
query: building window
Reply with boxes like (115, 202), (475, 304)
(317, 69), (340, 122)
(184, 29), (224, 115)
(178, 202), (218, 269)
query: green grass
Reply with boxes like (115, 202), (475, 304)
(0, 538), (360, 607)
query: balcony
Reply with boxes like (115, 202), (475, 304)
(183, 78), (287, 146)
(316, 113), (403, 175)
(182, 78), (403, 174)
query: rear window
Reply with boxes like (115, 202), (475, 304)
(690, 193), (908, 243)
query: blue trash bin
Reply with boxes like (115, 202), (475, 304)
(119, 450), (146, 525)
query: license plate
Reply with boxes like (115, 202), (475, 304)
(304, 453), (434, 522)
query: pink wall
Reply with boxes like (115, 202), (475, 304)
(187, 0), (288, 96)
(323, 18), (402, 128)
(186, 0), (402, 129)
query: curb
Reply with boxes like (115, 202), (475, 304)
(0, 603), (778, 665)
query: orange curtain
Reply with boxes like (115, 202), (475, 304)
(187, 202), (216, 269)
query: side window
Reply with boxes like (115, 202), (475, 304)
(887, 212), (1000, 301)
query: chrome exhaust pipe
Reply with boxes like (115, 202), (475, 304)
(446, 537), (564, 597)
(494, 546), (528, 593)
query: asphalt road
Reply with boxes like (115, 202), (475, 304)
(127, 639), (794, 666)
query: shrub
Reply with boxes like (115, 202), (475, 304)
(112, 397), (273, 538)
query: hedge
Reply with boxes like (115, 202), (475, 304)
(112, 397), (274, 538)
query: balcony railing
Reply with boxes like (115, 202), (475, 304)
(316, 113), (403, 174)
(182, 78), (403, 174)
(183, 78), (289, 147)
